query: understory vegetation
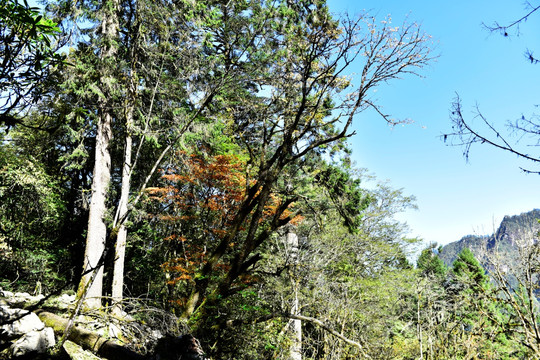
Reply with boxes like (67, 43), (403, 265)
(1, 0), (540, 359)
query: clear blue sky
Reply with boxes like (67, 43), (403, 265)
(327, 0), (540, 245)
(34, 0), (536, 245)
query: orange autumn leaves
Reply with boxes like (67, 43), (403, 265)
(150, 153), (246, 226)
(147, 152), (301, 288)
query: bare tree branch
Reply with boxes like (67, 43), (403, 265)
(443, 94), (540, 174)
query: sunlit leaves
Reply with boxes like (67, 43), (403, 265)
(148, 151), (300, 297)
(0, 0), (64, 123)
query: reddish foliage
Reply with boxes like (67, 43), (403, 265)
(149, 152), (302, 291)
(150, 153), (248, 288)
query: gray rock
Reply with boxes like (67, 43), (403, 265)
(9, 292), (32, 307)
(152, 329), (162, 339)
(51, 294), (77, 310)
(58, 293), (76, 304)
(10, 327), (55, 357)
(63, 340), (102, 360)
(108, 323), (122, 339)
(3, 292), (44, 307)
(0, 305), (45, 338)
(0, 289), (14, 298)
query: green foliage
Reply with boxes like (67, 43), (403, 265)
(121, 220), (168, 302)
(275, 176), (420, 359)
(451, 247), (490, 290)
(0, 143), (64, 248)
(0, 0), (64, 125)
(411, 245), (529, 360)
(314, 163), (372, 233)
(0, 130), (71, 292)
(0, 0), (479, 358)
(4, 0), (535, 358)
(417, 245), (447, 277)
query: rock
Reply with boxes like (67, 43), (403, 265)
(47, 293), (77, 310)
(152, 330), (162, 340)
(108, 323), (122, 339)
(38, 311), (146, 360)
(63, 340), (102, 360)
(0, 289), (14, 298)
(0, 306), (45, 338)
(58, 293), (76, 305)
(9, 293), (32, 307)
(10, 327), (55, 357)
(3, 292), (44, 308)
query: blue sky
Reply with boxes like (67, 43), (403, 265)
(32, 0), (536, 245)
(327, 0), (540, 245)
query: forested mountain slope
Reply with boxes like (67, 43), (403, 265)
(438, 209), (540, 267)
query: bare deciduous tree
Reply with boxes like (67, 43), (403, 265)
(444, 3), (540, 174)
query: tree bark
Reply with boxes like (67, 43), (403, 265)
(80, 110), (112, 309)
(78, 0), (120, 310)
(287, 229), (302, 360)
(111, 100), (134, 317)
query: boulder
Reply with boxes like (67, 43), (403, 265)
(1, 291), (45, 308)
(63, 340), (102, 360)
(0, 306), (45, 338)
(0, 289), (14, 298)
(10, 327), (55, 358)
(37, 310), (145, 360)
(58, 294), (76, 305)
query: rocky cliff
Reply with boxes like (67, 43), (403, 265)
(438, 209), (540, 269)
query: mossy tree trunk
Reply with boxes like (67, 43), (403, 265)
(37, 310), (145, 360)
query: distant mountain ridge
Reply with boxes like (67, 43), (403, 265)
(438, 209), (540, 268)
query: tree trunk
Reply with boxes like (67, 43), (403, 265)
(80, 110), (112, 309)
(111, 104), (133, 316)
(78, 0), (120, 309)
(36, 310), (145, 360)
(417, 287), (423, 360)
(287, 229), (302, 360)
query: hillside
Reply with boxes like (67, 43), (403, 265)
(438, 209), (540, 268)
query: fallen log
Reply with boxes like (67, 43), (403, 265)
(35, 310), (145, 360)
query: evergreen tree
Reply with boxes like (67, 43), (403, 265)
(441, 248), (517, 359)
(451, 247), (489, 290)
(417, 244), (447, 278)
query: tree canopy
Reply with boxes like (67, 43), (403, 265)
(0, 0), (64, 130)
(5, 1), (540, 359)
